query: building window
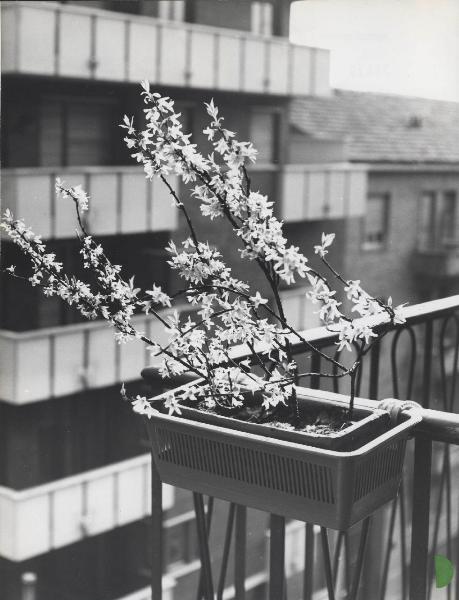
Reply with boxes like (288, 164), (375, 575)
(363, 193), (389, 250)
(157, 0), (185, 21)
(418, 191), (458, 250)
(251, 2), (274, 36)
(250, 109), (278, 164)
(40, 96), (116, 167)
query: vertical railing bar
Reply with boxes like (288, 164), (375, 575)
(334, 531), (348, 599)
(311, 353), (321, 390)
(150, 458), (162, 600)
(409, 437), (433, 600)
(320, 527), (336, 600)
(193, 492), (214, 600)
(216, 503), (236, 600)
(446, 447), (452, 600)
(235, 505), (247, 600)
(303, 523), (315, 600)
(399, 484), (408, 600)
(427, 450), (447, 600)
(269, 514), (285, 600)
(369, 340), (381, 400)
(344, 532), (351, 597)
(456, 501), (459, 600)
(390, 325), (417, 600)
(378, 498), (398, 600)
(439, 313), (459, 600)
(348, 517), (371, 600)
(422, 320), (434, 408)
(356, 357), (364, 397)
(196, 496), (214, 600)
(332, 531), (344, 586)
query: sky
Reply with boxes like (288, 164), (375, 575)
(290, 0), (459, 101)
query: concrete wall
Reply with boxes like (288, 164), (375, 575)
(288, 130), (348, 164)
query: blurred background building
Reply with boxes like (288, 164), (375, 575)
(1, 1), (459, 599)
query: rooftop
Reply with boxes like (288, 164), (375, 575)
(290, 90), (459, 164)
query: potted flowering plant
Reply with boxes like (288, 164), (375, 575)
(1, 81), (421, 529)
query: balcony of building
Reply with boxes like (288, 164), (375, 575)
(1, 163), (368, 246)
(0, 307), (197, 405)
(1, 167), (178, 240)
(0, 454), (174, 562)
(280, 163), (368, 221)
(1, 1), (330, 97)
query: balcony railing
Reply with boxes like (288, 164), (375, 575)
(1, 167), (178, 240)
(1, 1), (330, 97)
(281, 164), (368, 221)
(0, 454), (174, 561)
(0, 308), (189, 405)
(415, 242), (459, 278)
(145, 295), (459, 600)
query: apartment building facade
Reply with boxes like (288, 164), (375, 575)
(289, 90), (459, 303)
(0, 1), (370, 599)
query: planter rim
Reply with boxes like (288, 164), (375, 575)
(146, 381), (422, 458)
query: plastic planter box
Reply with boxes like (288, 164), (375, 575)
(145, 386), (421, 530)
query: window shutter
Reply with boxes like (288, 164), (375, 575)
(40, 99), (64, 166)
(67, 102), (112, 166)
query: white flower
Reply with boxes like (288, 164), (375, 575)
(131, 395), (155, 418)
(164, 392), (182, 416)
(344, 280), (361, 300)
(250, 292), (268, 309)
(145, 284), (172, 308)
(314, 232), (335, 258)
(72, 185), (89, 212)
(205, 98), (219, 121)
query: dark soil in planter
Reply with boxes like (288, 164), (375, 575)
(188, 397), (353, 436)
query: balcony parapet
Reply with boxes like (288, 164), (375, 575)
(1, 164), (368, 242)
(414, 244), (459, 279)
(0, 308), (189, 405)
(114, 578), (175, 600)
(0, 454), (174, 561)
(1, 1), (330, 97)
(281, 163), (368, 221)
(1, 166), (178, 240)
